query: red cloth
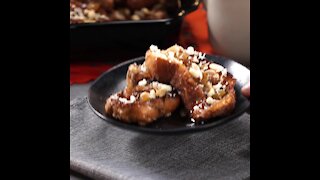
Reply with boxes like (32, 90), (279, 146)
(70, 64), (112, 84)
(70, 3), (214, 85)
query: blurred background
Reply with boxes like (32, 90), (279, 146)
(70, 0), (249, 85)
(71, 0), (213, 84)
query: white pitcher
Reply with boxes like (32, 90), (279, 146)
(204, 0), (250, 67)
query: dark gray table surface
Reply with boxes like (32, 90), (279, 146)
(70, 83), (93, 180)
(70, 83), (92, 101)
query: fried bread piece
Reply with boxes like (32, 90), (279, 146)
(123, 63), (151, 97)
(105, 64), (180, 125)
(144, 45), (236, 121)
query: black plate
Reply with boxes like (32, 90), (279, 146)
(88, 55), (250, 134)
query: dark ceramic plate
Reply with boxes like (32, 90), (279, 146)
(88, 55), (250, 134)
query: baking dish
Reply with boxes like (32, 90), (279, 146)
(70, 0), (200, 61)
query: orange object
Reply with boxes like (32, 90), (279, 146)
(178, 3), (214, 54)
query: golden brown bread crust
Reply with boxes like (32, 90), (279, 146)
(105, 63), (180, 125)
(144, 52), (177, 83)
(144, 45), (237, 121)
(123, 63), (151, 97)
(170, 64), (206, 110)
(105, 91), (180, 126)
(145, 50), (205, 110)
(191, 76), (236, 120)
